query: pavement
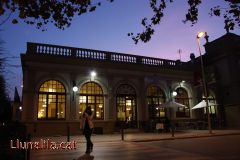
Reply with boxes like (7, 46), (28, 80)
(30, 129), (240, 160)
(123, 129), (240, 142)
(32, 129), (240, 143)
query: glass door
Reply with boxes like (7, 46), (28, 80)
(117, 96), (137, 128)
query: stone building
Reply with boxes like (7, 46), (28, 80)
(203, 33), (240, 128)
(20, 33), (239, 136)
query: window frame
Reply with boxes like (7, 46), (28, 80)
(175, 87), (190, 118)
(37, 80), (66, 120)
(79, 82), (104, 120)
(204, 95), (217, 115)
(146, 85), (166, 119)
(116, 84), (137, 122)
(116, 95), (137, 121)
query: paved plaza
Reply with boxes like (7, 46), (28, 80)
(30, 130), (240, 160)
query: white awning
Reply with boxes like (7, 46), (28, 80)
(192, 100), (218, 110)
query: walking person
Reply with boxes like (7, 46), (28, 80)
(80, 106), (94, 154)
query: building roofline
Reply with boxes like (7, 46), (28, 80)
(24, 42), (191, 71)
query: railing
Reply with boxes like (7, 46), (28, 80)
(26, 42), (190, 69)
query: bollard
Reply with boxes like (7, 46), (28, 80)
(121, 128), (124, 141)
(26, 134), (31, 160)
(171, 124), (175, 137)
(171, 128), (174, 137)
(121, 123), (124, 141)
(67, 124), (70, 142)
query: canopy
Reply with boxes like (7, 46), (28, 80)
(192, 100), (218, 110)
(159, 100), (186, 108)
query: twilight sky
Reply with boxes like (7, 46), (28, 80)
(0, 0), (240, 98)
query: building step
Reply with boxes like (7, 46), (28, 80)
(122, 128), (142, 133)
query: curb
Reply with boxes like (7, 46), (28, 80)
(126, 132), (240, 142)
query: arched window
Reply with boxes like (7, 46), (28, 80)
(147, 85), (166, 119)
(79, 82), (104, 120)
(116, 84), (137, 125)
(38, 80), (66, 119)
(175, 87), (190, 117)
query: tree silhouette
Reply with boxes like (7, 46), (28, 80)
(0, 0), (239, 42)
(0, 0), (114, 31)
(129, 0), (240, 44)
(0, 38), (12, 122)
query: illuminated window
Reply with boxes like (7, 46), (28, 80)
(175, 87), (190, 117)
(38, 80), (66, 119)
(204, 95), (217, 115)
(116, 84), (137, 123)
(79, 82), (104, 120)
(147, 85), (166, 119)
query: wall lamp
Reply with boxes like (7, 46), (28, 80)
(90, 71), (96, 81)
(72, 81), (78, 92)
(72, 81), (78, 101)
(172, 91), (177, 97)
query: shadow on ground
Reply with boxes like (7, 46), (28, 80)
(74, 154), (94, 160)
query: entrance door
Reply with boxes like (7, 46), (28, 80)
(117, 96), (137, 128)
(116, 84), (137, 128)
(125, 98), (135, 122)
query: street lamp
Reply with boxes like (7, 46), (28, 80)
(197, 31), (212, 134)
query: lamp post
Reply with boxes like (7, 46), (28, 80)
(197, 32), (212, 134)
(171, 90), (177, 137)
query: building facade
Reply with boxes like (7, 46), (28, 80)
(203, 33), (240, 128)
(20, 33), (239, 136)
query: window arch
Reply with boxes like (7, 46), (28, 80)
(79, 82), (104, 120)
(175, 87), (190, 117)
(116, 84), (136, 95)
(38, 80), (66, 119)
(147, 85), (166, 119)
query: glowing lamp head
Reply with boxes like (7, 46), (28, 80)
(197, 32), (206, 39)
(72, 86), (78, 92)
(172, 91), (177, 97)
(91, 71), (96, 77)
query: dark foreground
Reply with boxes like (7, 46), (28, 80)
(30, 135), (240, 160)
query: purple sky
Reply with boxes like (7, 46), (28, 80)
(0, 0), (240, 99)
